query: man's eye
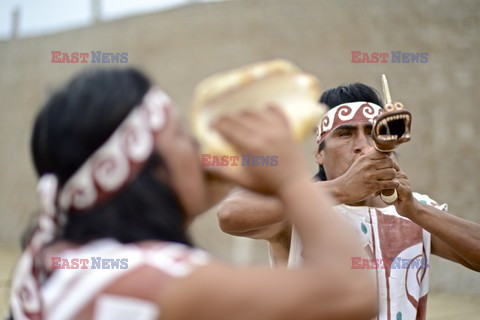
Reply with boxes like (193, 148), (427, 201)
(339, 131), (351, 137)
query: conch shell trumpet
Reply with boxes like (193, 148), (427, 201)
(191, 59), (326, 157)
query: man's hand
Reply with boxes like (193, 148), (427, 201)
(392, 163), (421, 218)
(329, 148), (399, 204)
(211, 105), (308, 195)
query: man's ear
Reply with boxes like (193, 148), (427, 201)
(314, 147), (324, 165)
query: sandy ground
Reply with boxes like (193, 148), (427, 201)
(1, 246), (479, 319)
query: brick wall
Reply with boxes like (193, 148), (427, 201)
(0, 0), (479, 293)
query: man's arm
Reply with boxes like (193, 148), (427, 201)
(217, 189), (288, 239)
(217, 181), (345, 239)
(218, 150), (399, 240)
(394, 169), (480, 271)
(162, 177), (378, 320)
(401, 202), (480, 271)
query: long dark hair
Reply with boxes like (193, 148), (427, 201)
(30, 68), (191, 245)
(315, 83), (383, 181)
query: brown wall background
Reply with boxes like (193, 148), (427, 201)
(0, 0), (479, 294)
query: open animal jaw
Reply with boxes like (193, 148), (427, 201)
(375, 111), (411, 141)
(372, 110), (412, 152)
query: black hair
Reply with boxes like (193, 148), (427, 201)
(314, 83), (383, 181)
(30, 68), (191, 245)
(319, 83), (382, 110)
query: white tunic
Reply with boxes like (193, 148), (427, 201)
(269, 192), (447, 320)
(11, 239), (209, 320)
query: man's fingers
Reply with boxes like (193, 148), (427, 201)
(371, 157), (396, 170)
(379, 180), (400, 190)
(236, 109), (270, 131)
(213, 114), (251, 136)
(392, 161), (401, 172)
(266, 104), (290, 129)
(395, 180), (411, 201)
(374, 168), (397, 181)
(395, 171), (408, 179)
(212, 116), (256, 152)
(365, 149), (390, 161)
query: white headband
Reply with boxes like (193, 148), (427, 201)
(316, 102), (383, 143)
(42, 87), (172, 213)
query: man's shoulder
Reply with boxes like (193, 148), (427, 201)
(41, 240), (210, 318)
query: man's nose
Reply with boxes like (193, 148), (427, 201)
(354, 131), (372, 153)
